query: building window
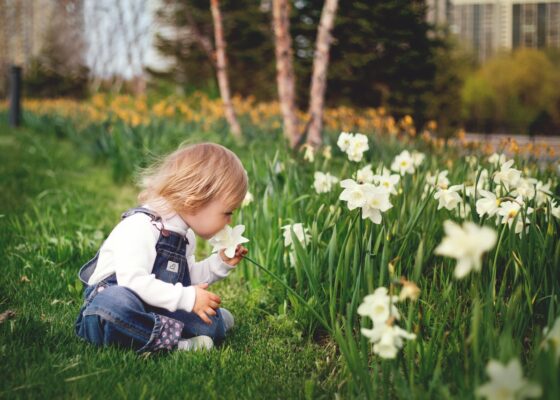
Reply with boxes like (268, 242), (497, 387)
(548, 3), (560, 47)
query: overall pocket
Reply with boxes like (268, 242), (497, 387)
(151, 249), (187, 284)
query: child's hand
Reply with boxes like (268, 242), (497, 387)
(220, 244), (248, 266)
(193, 283), (221, 325)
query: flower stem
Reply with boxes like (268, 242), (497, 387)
(491, 224), (507, 302)
(244, 255), (332, 333)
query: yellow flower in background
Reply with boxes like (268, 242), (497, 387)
(402, 115), (413, 126)
(9, 93), (559, 168)
(91, 93), (105, 109)
(398, 279), (420, 301)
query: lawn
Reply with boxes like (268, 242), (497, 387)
(0, 121), (338, 399)
(1, 97), (559, 399)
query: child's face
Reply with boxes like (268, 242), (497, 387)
(179, 197), (235, 240)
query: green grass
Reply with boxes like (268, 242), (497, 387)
(0, 122), (339, 399)
(3, 107), (559, 399)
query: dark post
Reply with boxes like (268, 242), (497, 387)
(9, 65), (22, 127)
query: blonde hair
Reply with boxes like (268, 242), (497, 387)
(138, 143), (248, 216)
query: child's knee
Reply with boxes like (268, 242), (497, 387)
(207, 311), (228, 342)
(76, 285), (149, 348)
(89, 285), (145, 316)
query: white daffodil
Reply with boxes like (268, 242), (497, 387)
(273, 161), (284, 175)
(281, 223), (310, 247)
(346, 133), (369, 162)
(476, 190), (501, 218)
(361, 184), (393, 224)
(337, 131), (353, 152)
(322, 145), (332, 160)
(302, 144), (315, 162)
(361, 323), (416, 359)
(357, 287), (400, 325)
(391, 150), (415, 175)
(457, 202), (471, 219)
(476, 359), (542, 400)
(411, 151), (425, 167)
(514, 218), (531, 235)
(348, 150), (364, 162)
(356, 165), (375, 184)
(512, 177), (537, 200)
(488, 152), (507, 167)
(464, 184), (476, 199)
(288, 251), (297, 267)
(494, 159), (521, 189)
(337, 132), (369, 162)
(435, 220), (497, 279)
(339, 179), (367, 210)
(209, 225), (250, 258)
(551, 201), (560, 220)
(242, 191), (254, 207)
(477, 168), (490, 187)
(542, 316), (560, 362)
(465, 169), (489, 198)
(465, 155), (478, 168)
(497, 197), (533, 231)
(535, 180), (553, 206)
(313, 171), (339, 194)
(494, 184), (507, 198)
(434, 185), (464, 211)
(426, 170), (450, 190)
(373, 170), (400, 195)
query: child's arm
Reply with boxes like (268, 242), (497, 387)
(187, 252), (234, 285)
(186, 230), (247, 285)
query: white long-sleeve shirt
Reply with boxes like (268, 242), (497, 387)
(87, 206), (235, 313)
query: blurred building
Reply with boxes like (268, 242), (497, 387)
(0, 0), (82, 66)
(0, 0), (84, 96)
(1, 0), (166, 96)
(426, 0), (453, 26)
(426, 0), (560, 62)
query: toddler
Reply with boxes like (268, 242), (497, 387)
(74, 142), (248, 353)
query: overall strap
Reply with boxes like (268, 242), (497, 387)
(121, 207), (162, 222)
(77, 250), (101, 285)
(78, 207), (165, 284)
(78, 207), (190, 286)
(122, 206), (189, 243)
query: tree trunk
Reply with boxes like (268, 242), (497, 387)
(210, 0), (242, 138)
(306, 0), (338, 147)
(272, 0), (299, 148)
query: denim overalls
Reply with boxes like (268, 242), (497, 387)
(74, 207), (226, 353)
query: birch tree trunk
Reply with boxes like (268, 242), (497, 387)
(210, 0), (242, 138)
(272, 0), (300, 148)
(306, 0), (338, 147)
